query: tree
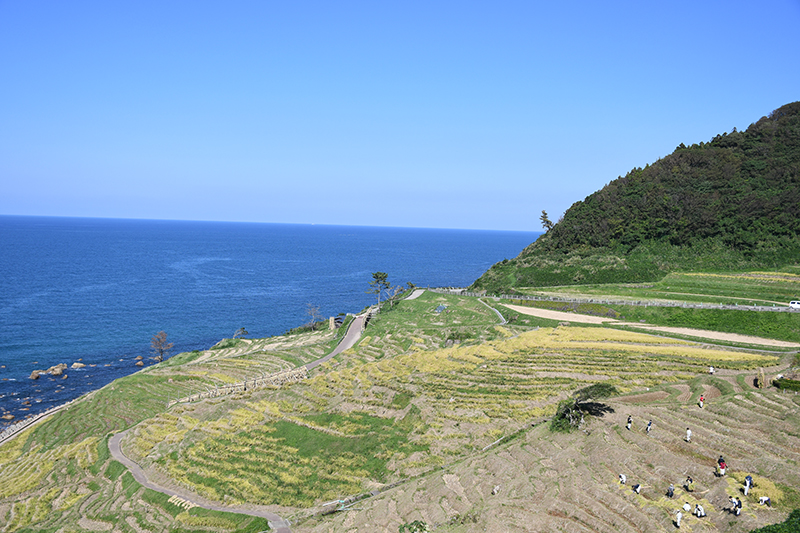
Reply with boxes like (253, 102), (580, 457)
(368, 272), (390, 308)
(574, 383), (619, 403)
(388, 285), (404, 308)
(540, 210), (554, 232)
(306, 303), (322, 331)
(233, 327), (248, 339)
(550, 383), (618, 432)
(150, 331), (173, 363)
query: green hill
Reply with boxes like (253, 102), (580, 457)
(473, 102), (800, 293)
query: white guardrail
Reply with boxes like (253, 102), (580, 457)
(427, 288), (797, 313)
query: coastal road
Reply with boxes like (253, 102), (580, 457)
(404, 288), (426, 300)
(109, 431), (293, 533)
(306, 312), (367, 370)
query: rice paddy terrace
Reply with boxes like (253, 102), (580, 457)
(0, 289), (798, 533)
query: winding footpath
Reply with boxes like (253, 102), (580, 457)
(108, 310), (373, 533)
(109, 431), (293, 532)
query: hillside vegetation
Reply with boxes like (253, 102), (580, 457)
(473, 102), (800, 293)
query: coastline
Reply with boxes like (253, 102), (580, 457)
(0, 307), (372, 447)
(0, 393), (86, 446)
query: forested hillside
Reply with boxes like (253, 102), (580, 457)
(473, 102), (800, 293)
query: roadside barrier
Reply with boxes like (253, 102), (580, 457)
(167, 366), (309, 407)
(428, 288), (796, 313)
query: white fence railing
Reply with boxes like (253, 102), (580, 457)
(427, 288), (797, 313)
(167, 366), (309, 407)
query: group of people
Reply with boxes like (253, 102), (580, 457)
(675, 503), (706, 528)
(625, 455), (764, 527)
(618, 409), (773, 528)
(729, 496), (744, 516)
(625, 415), (653, 434)
(681, 500), (706, 516)
(618, 474), (642, 494)
(674, 495), (710, 527)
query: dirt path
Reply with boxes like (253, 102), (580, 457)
(502, 304), (800, 347)
(502, 304), (615, 324)
(109, 431), (293, 533)
(615, 323), (800, 348)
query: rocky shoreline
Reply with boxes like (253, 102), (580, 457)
(1, 356), (158, 427)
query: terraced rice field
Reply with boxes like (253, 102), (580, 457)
(305, 385), (800, 533)
(0, 291), (796, 533)
(121, 311), (780, 514)
(0, 325), (342, 532)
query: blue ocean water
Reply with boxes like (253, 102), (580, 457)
(0, 216), (539, 424)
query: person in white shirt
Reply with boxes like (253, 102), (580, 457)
(695, 504), (705, 517)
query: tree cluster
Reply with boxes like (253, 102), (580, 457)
(367, 272), (412, 310)
(535, 101), (800, 254)
(473, 101), (800, 292)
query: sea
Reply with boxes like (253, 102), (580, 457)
(0, 215), (539, 425)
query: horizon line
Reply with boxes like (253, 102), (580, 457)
(0, 213), (542, 234)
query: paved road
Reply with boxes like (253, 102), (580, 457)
(480, 297), (507, 325)
(404, 288), (426, 300)
(306, 313), (367, 370)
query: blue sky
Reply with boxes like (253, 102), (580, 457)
(1, 1), (798, 231)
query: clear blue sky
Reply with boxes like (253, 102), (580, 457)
(1, 1), (798, 231)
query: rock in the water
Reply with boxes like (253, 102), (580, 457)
(135, 361), (144, 367)
(71, 362), (86, 369)
(29, 371), (41, 380)
(46, 364), (68, 377)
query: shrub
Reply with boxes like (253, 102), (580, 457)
(210, 338), (243, 350)
(773, 378), (800, 391)
(549, 399), (582, 432)
(399, 520), (430, 533)
(748, 508), (800, 533)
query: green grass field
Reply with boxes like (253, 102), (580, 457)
(514, 270), (800, 307)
